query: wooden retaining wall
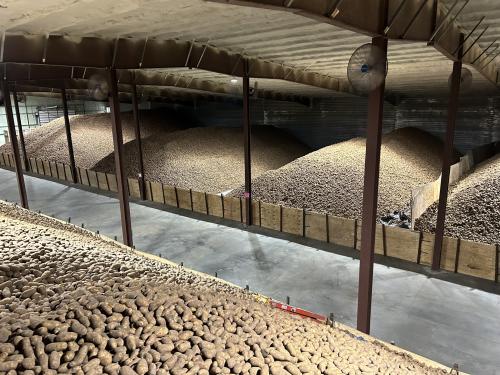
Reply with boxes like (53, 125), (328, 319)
(411, 152), (474, 227)
(1, 152), (498, 284)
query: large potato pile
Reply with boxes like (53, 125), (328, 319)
(0, 109), (183, 169)
(0, 202), (447, 374)
(230, 127), (448, 220)
(415, 153), (500, 244)
(92, 127), (309, 193)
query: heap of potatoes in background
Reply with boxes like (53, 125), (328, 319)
(0, 202), (447, 374)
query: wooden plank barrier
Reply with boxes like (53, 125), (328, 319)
(79, 168), (89, 186)
(177, 188), (192, 210)
(127, 177), (141, 199)
(96, 172), (109, 190)
(206, 193), (224, 217)
(305, 211), (328, 242)
(29, 158), (37, 173)
(223, 196), (242, 222)
(49, 161), (58, 179)
(457, 240), (496, 281)
(328, 215), (355, 248)
(150, 182), (164, 204)
(2, 156), (499, 284)
(260, 202), (281, 231)
(145, 181), (153, 201)
(163, 185), (178, 207)
(281, 206), (303, 236)
(56, 163), (66, 181)
(241, 200), (260, 225)
(191, 190), (207, 214)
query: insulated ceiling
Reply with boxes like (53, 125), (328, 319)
(0, 0), (498, 99)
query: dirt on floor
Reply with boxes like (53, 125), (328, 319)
(230, 127), (451, 221)
(415, 153), (500, 245)
(0, 109), (185, 169)
(0, 201), (448, 375)
(92, 126), (310, 193)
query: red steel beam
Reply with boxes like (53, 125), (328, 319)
(131, 83), (146, 200)
(11, 86), (29, 171)
(61, 88), (78, 184)
(2, 80), (29, 209)
(108, 69), (133, 247)
(356, 37), (388, 335)
(243, 59), (252, 225)
(432, 34), (464, 270)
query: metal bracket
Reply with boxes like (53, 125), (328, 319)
(428, 0), (460, 43)
(325, 0), (345, 18)
(384, 0), (409, 35)
(461, 26), (489, 59)
(111, 37), (120, 68)
(401, 0), (429, 39)
(432, 0), (470, 45)
(452, 16), (485, 56)
(472, 40), (497, 64)
(139, 37), (148, 68)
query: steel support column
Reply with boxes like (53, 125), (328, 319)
(108, 69), (133, 247)
(2, 80), (29, 209)
(432, 37), (464, 270)
(61, 88), (78, 183)
(12, 86), (29, 171)
(357, 36), (388, 334)
(131, 83), (146, 200)
(243, 59), (252, 225)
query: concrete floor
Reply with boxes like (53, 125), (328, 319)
(0, 168), (499, 374)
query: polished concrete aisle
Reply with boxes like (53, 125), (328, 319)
(1, 169), (499, 374)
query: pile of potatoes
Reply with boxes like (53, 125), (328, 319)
(0, 202), (447, 374)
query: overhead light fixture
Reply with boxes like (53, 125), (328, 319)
(230, 78), (238, 84)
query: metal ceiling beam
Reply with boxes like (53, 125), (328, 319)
(2, 65), (317, 107)
(0, 35), (353, 95)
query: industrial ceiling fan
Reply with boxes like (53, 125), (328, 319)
(347, 43), (388, 94)
(87, 74), (110, 101)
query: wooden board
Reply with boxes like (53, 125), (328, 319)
(145, 181), (153, 201)
(42, 160), (51, 176)
(64, 165), (73, 182)
(35, 159), (45, 175)
(223, 196), (242, 222)
(206, 193), (223, 217)
(241, 200), (261, 225)
(439, 236), (458, 272)
(56, 163), (66, 181)
(384, 226), (420, 262)
(328, 215), (356, 248)
(7, 154), (14, 168)
(163, 185), (178, 207)
(260, 202), (281, 231)
(79, 168), (89, 186)
(192, 191), (207, 214)
(177, 188), (192, 210)
(150, 182), (165, 204)
(305, 211), (328, 242)
(87, 170), (99, 188)
(419, 231), (435, 266)
(0, 153), (5, 166)
(127, 178), (141, 199)
(29, 158), (37, 173)
(281, 206), (303, 236)
(49, 162), (58, 179)
(106, 173), (118, 192)
(457, 240), (496, 281)
(97, 172), (109, 190)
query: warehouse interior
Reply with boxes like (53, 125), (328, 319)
(1, 0), (500, 374)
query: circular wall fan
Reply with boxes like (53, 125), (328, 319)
(347, 43), (388, 94)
